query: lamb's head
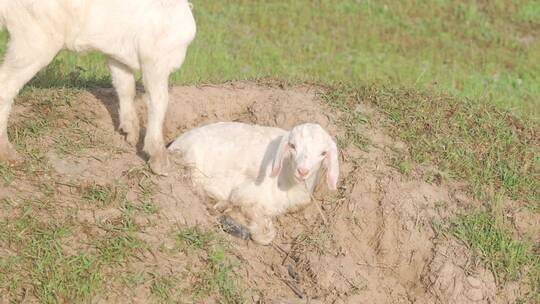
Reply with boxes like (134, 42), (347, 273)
(270, 123), (339, 191)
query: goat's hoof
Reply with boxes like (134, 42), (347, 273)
(0, 143), (22, 165)
(148, 151), (170, 176)
(120, 124), (140, 146)
(125, 132), (139, 146)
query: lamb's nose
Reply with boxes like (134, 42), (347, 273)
(297, 167), (310, 177)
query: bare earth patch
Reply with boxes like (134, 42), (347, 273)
(0, 83), (531, 303)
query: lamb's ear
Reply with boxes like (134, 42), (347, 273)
(324, 139), (339, 191)
(271, 133), (290, 177)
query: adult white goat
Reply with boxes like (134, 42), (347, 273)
(0, 0), (196, 174)
(168, 122), (340, 245)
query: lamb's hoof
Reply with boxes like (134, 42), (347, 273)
(0, 143), (22, 165)
(219, 216), (250, 240)
(148, 151), (170, 176)
(214, 201), (231, 213)
(251, 231), (275, 246)
(250, 224), (276, 246)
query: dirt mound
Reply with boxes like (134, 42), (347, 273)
(3, 82), (514, 303)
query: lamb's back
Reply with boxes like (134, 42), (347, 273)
(169, 122), (286, 201)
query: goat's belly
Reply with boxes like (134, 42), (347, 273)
(67, 35), (140, 70)
(63, 1), (146, 69)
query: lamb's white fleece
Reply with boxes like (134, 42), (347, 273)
(169, 122), (339, 244)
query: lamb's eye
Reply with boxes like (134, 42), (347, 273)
(289, 143), (296, 150)
(321, 151), (327, 156)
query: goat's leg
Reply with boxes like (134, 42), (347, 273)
(108, 59), (139, 146)
(141, 64), (170, 175)
(0, 39), (60, 163)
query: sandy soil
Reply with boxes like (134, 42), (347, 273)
(1, 82), (530, 303)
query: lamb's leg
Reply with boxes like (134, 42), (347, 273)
(108, 59), (139, 146)
(214, 201), (232, 213)
(141, 63), (170, 175)
(243, 207), (276, 245)
(0, 37), (60, 164)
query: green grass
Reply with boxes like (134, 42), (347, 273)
(8, 88), (73, 147)
(0, 163), (14, 185)
(0, 206), (103, 302)
(2, 0), (539, 121)
(351, 86), (539, 205)
(150, 274), (179, 303)
(451, 211), (540, 301)
(176, 227), (219, 252)
(176, 227), (245, 304)
(0, 198), (147, 302)
(82, 183), (126, 206)
(452, 212), (532, 282)
(192, 246), (244, 304)
(95, 234), (145, 264)
(323, 86), (539, 205)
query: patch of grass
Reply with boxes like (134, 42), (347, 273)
(324, 83), (538, 203)
(0, 196), (150, 302)
(516, 2), (540, 23)
(123, 166), (160, 214)
(344, 86), (539, 206)
(0, 163), (15, 185)
(176, 227), (245, 304)
(124, 271), (146, 287)
(94, 202), (146, 264)
(389, 153), (415, 177)
(0, 208), (103, 303)
(176, 227), (219, 252)
(8, 89), (116, 158)
(95, 234), (145, 264)
(121, 200), (158, 217)
(451, 211), (539, 299)
(529, 263), (540, 303)
(180, 0), (540, 121)
(82, 183), (126, 206)
(137, 177), (156, 199)
(320, 90), (370, 150)
(150, 274), (179, 303)
(53, 121), (101, 157)
(291, 225), (335, 256)
(396, 159), (414, 177)
(8, 88), (75, 154)
(2, 1), (539, 120)
(14, 117), (52, 140)
(193, 246), (244, 304)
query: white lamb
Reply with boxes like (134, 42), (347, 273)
(168, 122), (340, 245)
(0, 0), (196, 175)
